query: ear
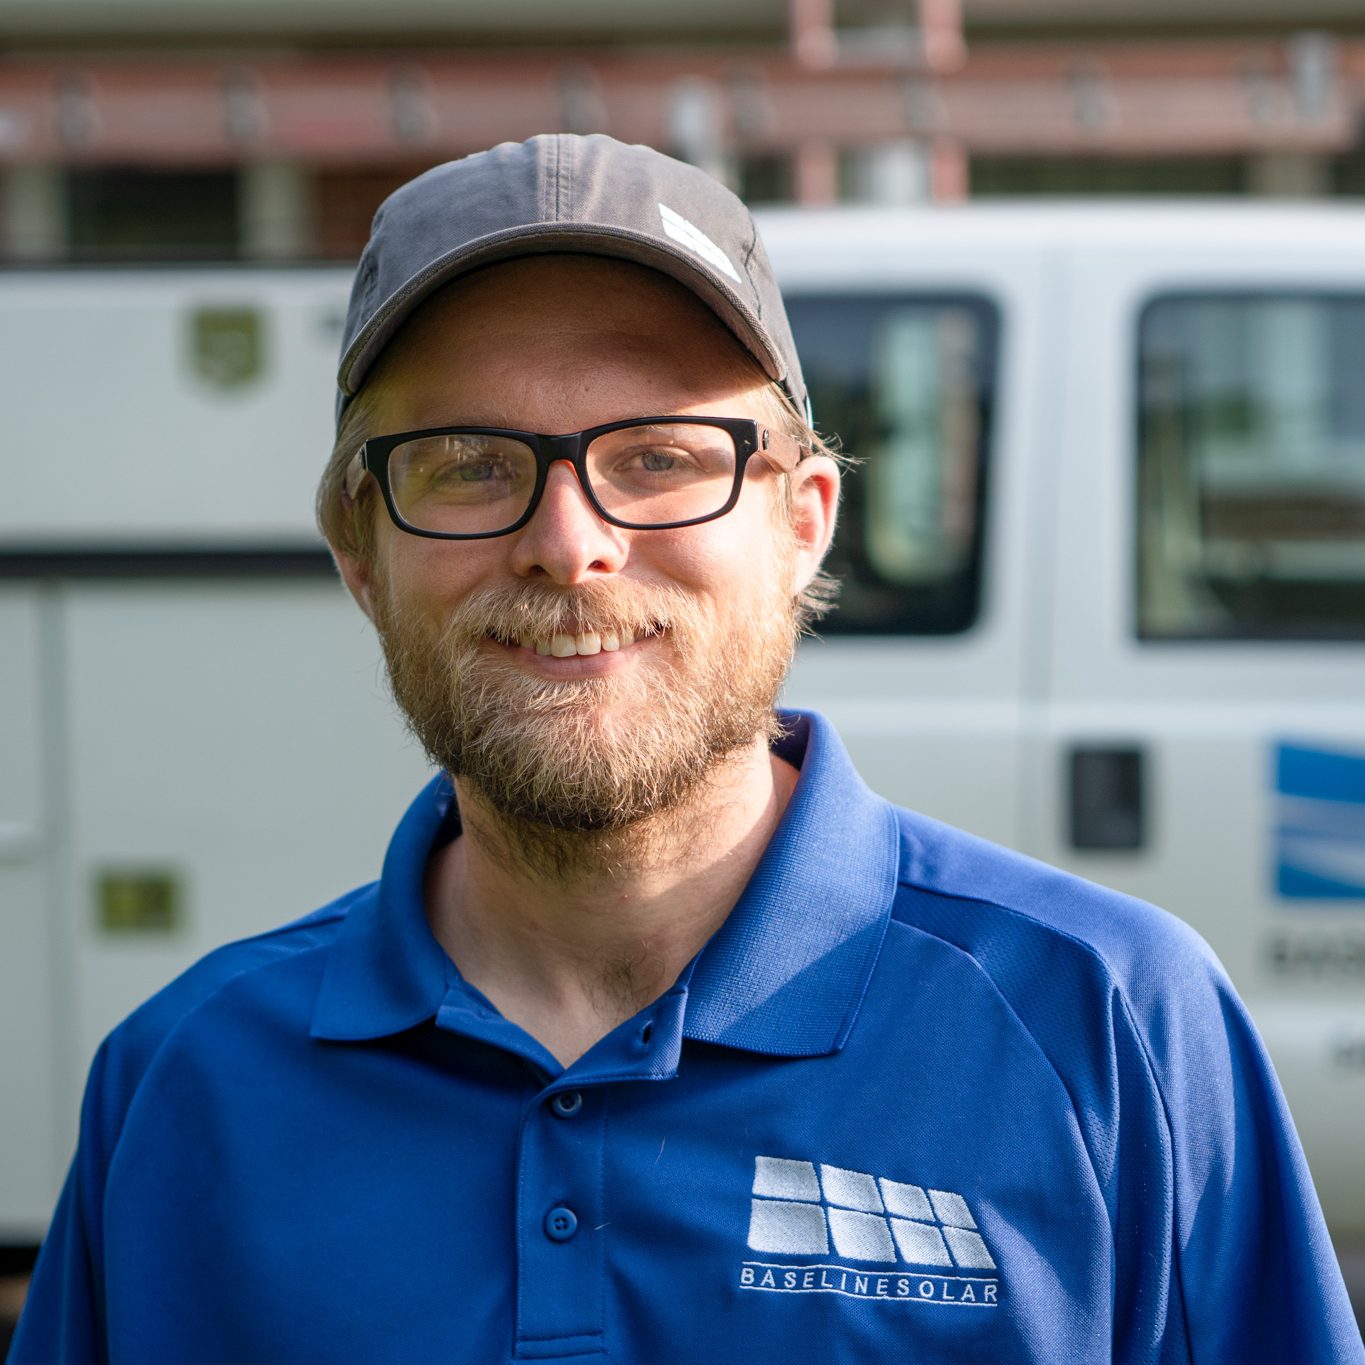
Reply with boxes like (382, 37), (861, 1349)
(332, 544), (377, 622)
(785, 455), (841, 593)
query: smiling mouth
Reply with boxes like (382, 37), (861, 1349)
(489, 625), (663, 658)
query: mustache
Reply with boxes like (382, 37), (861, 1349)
(443, 580), (704, 646)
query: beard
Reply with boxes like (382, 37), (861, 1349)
(369, 549), (801, 854)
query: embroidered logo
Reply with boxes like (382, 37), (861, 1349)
(740, 1156), (1000, 1307)
(657, 203), (742, 284)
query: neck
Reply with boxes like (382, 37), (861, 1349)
(424, 734), (797, 1067)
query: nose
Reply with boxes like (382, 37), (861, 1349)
(506, 460), (630, 584)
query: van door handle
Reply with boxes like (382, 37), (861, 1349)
(1067, 746), (1146, 851)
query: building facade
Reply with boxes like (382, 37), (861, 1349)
(2, 4), (1365, 268)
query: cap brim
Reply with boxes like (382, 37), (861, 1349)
(336, 222), (789, 407)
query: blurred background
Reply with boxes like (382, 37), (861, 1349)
(4, 0), (1365, 258)
(3, 0), (1365, 1351)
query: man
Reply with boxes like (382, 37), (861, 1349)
(13, 134), (1362, 1362)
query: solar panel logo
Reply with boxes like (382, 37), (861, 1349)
(740, 1157), (1000, 1307)
(1274, 742), (1365, 900)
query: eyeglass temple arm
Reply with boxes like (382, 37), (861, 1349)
(342, 447), (367, 502)
(757, 429), (804, 474)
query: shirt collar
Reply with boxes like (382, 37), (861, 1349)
(311, 710), (899, 1055)
(681, 711), (898, 1056)
(310, 771), (456, 1040)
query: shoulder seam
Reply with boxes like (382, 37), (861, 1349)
(885, 903), (1107, 1176)
(890, 878), (1178, 1161)
(892, 875), (1189, 1342)
(894, 872), (1163, 994)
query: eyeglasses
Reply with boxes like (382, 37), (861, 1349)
(343, 415), (794, 540)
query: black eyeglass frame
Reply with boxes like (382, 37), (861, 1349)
(344, 415), (791, 540)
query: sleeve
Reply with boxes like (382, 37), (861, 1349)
(1111, 936), (1364, 1364)
(8, 1043), (113, 1365)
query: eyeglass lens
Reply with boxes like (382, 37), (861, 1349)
(386, 422), (740, 534)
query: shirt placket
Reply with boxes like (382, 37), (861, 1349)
(514, 1081), (609, 1359)
(510, 984), (689, 1360)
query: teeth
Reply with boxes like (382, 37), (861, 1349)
(524, 627), (644, 656)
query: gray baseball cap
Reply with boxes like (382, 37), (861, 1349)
(335, 133), (807, 426)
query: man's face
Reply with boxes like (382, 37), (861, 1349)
(339, 256), (837, 834)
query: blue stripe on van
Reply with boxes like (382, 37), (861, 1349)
(1276, 742), (1365, 807)
(1278, 863), (1365, 900)
(1274, 742), (1365, 901)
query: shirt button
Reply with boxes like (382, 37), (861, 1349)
(550, 1090), (583, 1118)
(544, 1206), (578, 1242)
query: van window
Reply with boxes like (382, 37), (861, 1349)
(1138, 294), (1365, 640)
(785, 295), (998, 635)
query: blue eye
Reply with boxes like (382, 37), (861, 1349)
(443, 458), (509, 483)
(639, 449), (680, 473)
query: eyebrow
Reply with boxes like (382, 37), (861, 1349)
(376, 392), (528, 431)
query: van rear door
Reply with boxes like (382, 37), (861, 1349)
(1036, 221), (1365, 1237)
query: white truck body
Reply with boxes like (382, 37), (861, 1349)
(2, 204), (1362, 1251)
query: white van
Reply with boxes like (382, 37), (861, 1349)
(2, 205), (1362, 1265)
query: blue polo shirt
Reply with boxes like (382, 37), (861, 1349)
(14, 712), (1362, 1363)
